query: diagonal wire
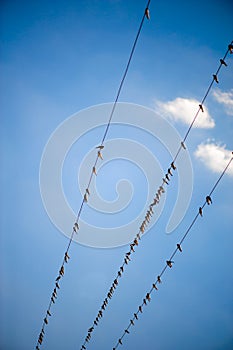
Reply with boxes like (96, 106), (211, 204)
(79, 42), (232, 350)
(112, 154), (233, 349)
(35, 1), (152, 349)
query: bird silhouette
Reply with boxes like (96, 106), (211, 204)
(93, 167), (97, 175)
(96, 145), (104, 150)
(199, 104), (204, 112)
(134, 313), (138, 320)
(130, 319), (135, 325)
(206, 195), (212, 205)
(168, 168), (173, 176)
(152, 283), (158, 290)
(73, 222), (79, 233)
(199, 207), (203, 216)
(228, 43), (233, 53)
(181, 141), (186, 150)
(166, 260), (174, 268)
(220, 58), (227, 66)
(125, 329), (130, 334)
(177, 243), (182, 252)
(145, 7), (150, 19)
(119, 338), (123, 345)
(97, 151), (103, 160)
(171, 162), (176, 170)
(213, 74), (219, 83)
(157, 276), (161, 283)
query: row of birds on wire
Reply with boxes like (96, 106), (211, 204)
(35, 1), (233, 348)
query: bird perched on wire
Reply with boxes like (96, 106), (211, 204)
(145, 7), (150, 19)
(199, 207), (203, 217)
(171, 162), (176, 170)
(220, 58), (227, 66)
(199, 104), (204, 112)
(213, 74), (219, 83)
(206, 195), (212, 205)
(177, 243), (182, 252)
(166, 260), (174, 268)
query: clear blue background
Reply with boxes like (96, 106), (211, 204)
(1, 1), (233, 349)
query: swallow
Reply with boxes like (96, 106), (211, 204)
(51, 296), (55, 304)
(125, 329), (130, 334)
(177, 243), (182, 252)
(119, 338), (123, 345)
(44, 318), (48, 325)
(73, 222), (79, 232)
(181, 141), (186, 150)
(171, 162), (176, 170)
(143, 298), (147, 305)
(84, 193), (88, 202)
(157, 276), (161, 283)
(96, 145), (104, 149)
(97, 151), (103, 160)
(199, 104), (204, 112)
(134, 238), (139, 246)
(228, 43), (233, 53)
(130, 244), (135, 252)
(86, 188), (90, 195)
(146, 293), (151, 302)
(220, 58), (227, 66)
(213, 74), (219, 83)
(94, 320), (98, 326)
(168, 168), (173, 176)
(166, 260), (174, 268)
(130, 319), (135, 325)
(199, 207), (203, 217)
(165, 173), (170, 182)
(93, 166), (97, 175)
(152, 283), (158, 290)
(47, 310), (51, 316)
(64, 252), (70, 263)
(145, 7), (150, 19)
(139, 306), (143, 313)
(59, 266), (64, 276)
(56, 275), (61, 281)
(56, 282), (60, 289)
(163, 178), (169, 185)
(206, 195), (212, 205)
(134, 313), (138, 320)
(118, 270), (122, 277)
(88, 327), (94, 333)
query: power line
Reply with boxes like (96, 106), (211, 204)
(112, 155), (233, 349)
(35, 2), (152, 349)
(79, 42), (233, 349)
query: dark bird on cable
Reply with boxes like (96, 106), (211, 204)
(163, 178), (169, 185)
(181, 141), (186, 150)
(56, 282), (60, 289)
(228, 43), (233, 53)
(220, 58), (227, 66)
(206, 195), (212, 205)
(139, 306), (143, 313)
(146, 293), (151, 302)
(130, 319), (135, 325)
(145, 8), (150, 19)
(44, 318), (48, 325)
(199, 207), (203, 216)
(171, 162), (176, 170)
(177, 243), (182, 252)
(168, 168), (173, 176)
(213, 74), (219, 83)
(157, 276), (161, 283)
(93, 167), (97, 175)
(152, 283), (158, 290)
(98, 151), (103, 160)
(96, 145), (104, 150)
(134, 313), (138, 320)
(166, 260), (174, 268)
(199, 104), (204, 112)
(165, 173), (170, 182)
(47, 310), (51, 316)
(119, 339), (123, 345)
(125, 329), (130, 334)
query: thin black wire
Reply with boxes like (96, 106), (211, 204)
(113, 155), (233, 349)
(36, 2), (151, 349)
(79, 43), (232, 350)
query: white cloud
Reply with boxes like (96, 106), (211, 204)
(194, 142), (233, 177)
(155, 97), (215, 128)
(212, 88), (233, 116)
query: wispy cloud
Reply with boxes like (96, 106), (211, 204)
(155, 97), (215, 129)
(212, 88), (233, 116)
(194, 142), (233, 177)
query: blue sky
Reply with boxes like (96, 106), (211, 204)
(1, 1), (233, 350)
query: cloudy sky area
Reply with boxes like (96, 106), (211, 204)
(1, 1), (233, 350)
